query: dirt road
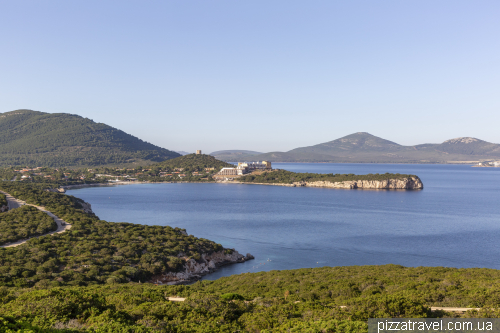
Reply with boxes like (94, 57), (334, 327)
(0, 190), (71, 248)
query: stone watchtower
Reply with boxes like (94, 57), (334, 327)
(196, 150), (202, 155)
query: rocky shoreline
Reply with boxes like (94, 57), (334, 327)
(58, 177), (423, 192)
(43, 187), (252, 283)
(60, 181), (150, 191)
(237, 176), (423, 190)
(150, 249), (254, 285)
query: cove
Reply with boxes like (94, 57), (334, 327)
(66, 163), (500, 280)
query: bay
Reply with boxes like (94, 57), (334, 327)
(66, 163), (500, 280)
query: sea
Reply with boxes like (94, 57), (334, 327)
(66, 163), (500, 279)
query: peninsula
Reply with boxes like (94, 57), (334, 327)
(236, 169), (423, 190)
(1, 154), (424, 191)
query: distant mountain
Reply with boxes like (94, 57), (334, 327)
(210, 150), (262, 161)
(175, 151), (190, 156)
(0, 109), (180, 167)
(215, 133), (500, 163)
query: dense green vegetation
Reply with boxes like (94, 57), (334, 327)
(238, 169), (419, 184)
(0, 168), (16, 181)
(0, 182), (223, 289)
(0, 110), (180, 167)
(0, 193), (7, 207)
(89, 154), (233, 183)
(190, 265), (500, 309)
(0, 206), (57, 246)
(0, 154), (234, 187)
(2, 265), (500, 332)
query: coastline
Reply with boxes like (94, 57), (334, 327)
(62, 177), (424, 191)
(231, 177), (423, 190)
(60, 181), (256, 284)
(61, 181), (216, 191)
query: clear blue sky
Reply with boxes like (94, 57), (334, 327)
(1, 1), (499, 153)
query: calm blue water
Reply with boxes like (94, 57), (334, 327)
(66, 163), (500, 279)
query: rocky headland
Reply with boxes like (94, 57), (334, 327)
(151, 249), (254, 285)
(238, 176), (423, 190)
(296, 176), (423, 189)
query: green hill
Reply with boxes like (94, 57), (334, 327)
(0, 109), (180, 167)
(153, 153), (234, 171)
(0, 181), (225, 288)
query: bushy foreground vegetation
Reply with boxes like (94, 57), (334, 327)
(238, 170), (419, 184)
(0, 182), (223, 289)
(0, 193), (7, 207)
(2, 265), (500, 332)
(0, 206), (57, 245)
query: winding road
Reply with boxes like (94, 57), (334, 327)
(0, 190), (71, 248)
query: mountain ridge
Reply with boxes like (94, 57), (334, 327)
(211, 133), (500, 163)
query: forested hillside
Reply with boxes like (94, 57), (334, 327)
(153, 153), (234, 171)
(0, 110), (180, 167)
(0, 206), (57, 246)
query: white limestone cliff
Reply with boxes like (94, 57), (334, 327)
(294, 176), (423, 189)
(244, 176), (423, 189)
(151, 250), (254, 285)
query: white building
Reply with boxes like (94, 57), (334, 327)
(219, 167), (238, 175)
(218, 165), (249, 175)
(238, 161), (272, 171)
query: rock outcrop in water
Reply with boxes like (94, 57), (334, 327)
(151, 249), (254, 285)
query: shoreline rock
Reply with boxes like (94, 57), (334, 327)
(60, 177), (423, 191)
(150, 249), (254, 285)
(298, 176), (423, 189)
(79, 201), (94, 214)
(238, 176), (423, 190)
(45, 188), (66, 193)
